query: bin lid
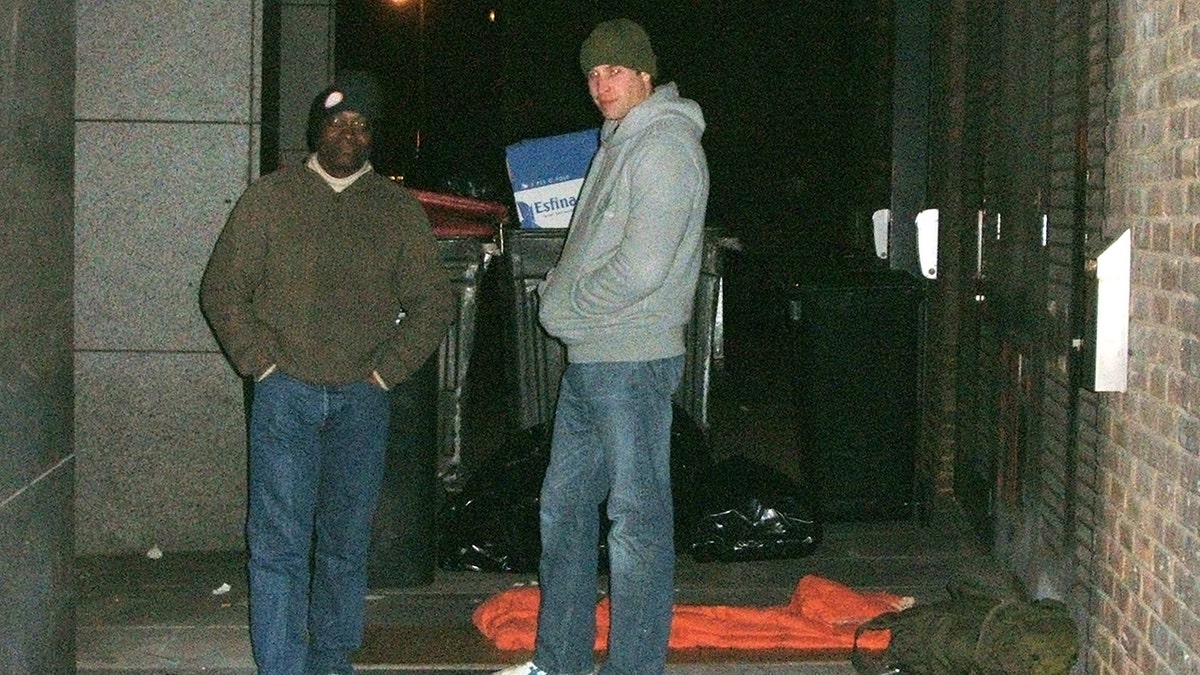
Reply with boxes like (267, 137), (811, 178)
(410, 188), (509, 239)
(783, 252), (922, 292)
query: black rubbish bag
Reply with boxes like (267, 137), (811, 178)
(438, 425), (551, 573)
(439, 407), (714, 573)
(688, 457), (822, 562)
(668, 407), (713, 550)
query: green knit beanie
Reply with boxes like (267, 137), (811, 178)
(579, 18), (658, 78)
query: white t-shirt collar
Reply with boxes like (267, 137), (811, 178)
(307, 154), (373, 192)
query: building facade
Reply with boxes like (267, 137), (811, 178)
(0, 0), (1193, 671)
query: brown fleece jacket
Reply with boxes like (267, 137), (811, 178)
(200, 164), (454, 388)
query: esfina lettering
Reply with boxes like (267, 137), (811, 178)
(533, 195), (577, 214)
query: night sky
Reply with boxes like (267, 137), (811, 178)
(336, 0), (892, 261)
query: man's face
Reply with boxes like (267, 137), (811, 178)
(316, 111), (372, 178)
(587, 65), (653, 121)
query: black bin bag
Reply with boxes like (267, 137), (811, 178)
(687, 456), (822, 562)
(439, 407), (715, 572)
(438, 425), (551, 573)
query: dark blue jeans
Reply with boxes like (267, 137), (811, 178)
(246, 372), (390, 675)
(533, 356), (684, 675)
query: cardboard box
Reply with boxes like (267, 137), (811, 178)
(506, 128), (599, 229)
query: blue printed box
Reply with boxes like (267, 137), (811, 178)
(505, 128), (599, 229)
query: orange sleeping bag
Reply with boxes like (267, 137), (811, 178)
(473, 574), (912, 652)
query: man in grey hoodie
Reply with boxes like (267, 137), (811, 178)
(494, 17), (710, 675)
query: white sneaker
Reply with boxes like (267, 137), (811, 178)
(492, 663), (547, 675)
(491, 662), (595, 675)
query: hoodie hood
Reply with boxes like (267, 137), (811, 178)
(600, 82), (705, 147)
(538, 79), (709, 364)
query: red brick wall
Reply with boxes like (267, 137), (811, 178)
(1091, 0), (1200, 670)
(920, 0), (1198, 671)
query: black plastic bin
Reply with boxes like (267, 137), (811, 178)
(785, 260), (924, 522)
(368, 187), (507, 587)
(411, 188), (507, 483)
(367, 355), (439, 587)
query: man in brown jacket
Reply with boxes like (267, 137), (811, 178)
(200, 74), (454, 675)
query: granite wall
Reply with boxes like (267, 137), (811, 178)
(0, 0), (76, 670)
(74, 0), (335, 556)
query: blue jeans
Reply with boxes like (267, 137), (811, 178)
(246, 372), (390, 675)
(533, 356), (683, 675)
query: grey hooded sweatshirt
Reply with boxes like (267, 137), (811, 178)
(538, 82), (710, 364)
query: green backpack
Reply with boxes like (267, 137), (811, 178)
(851, 588), (1078, 675)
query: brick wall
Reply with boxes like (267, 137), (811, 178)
(1091, 0), (1200, 670)
(920, 0), (1198, 671)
